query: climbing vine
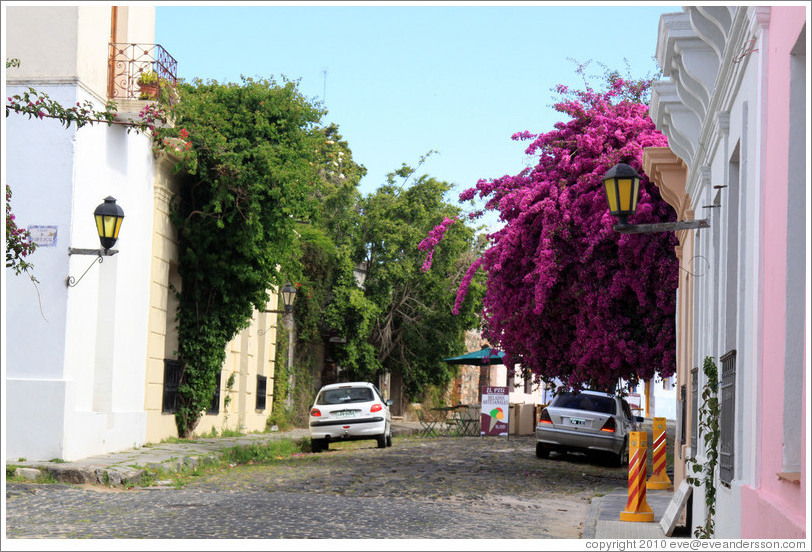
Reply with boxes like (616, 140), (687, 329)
(167, 76), (325, 437)
(686, 355), (719, 538)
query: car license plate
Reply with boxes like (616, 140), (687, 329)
(569, 417), (586, 425)
(334, 410), (357, 418)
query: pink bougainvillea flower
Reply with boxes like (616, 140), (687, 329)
(420, 76), (678, 390)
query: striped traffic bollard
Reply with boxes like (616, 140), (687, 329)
(620, 431), (654, 522)
(647, 417), (673, 490)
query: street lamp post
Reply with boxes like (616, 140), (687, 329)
(261, 283), (298, 410)
(279, 282), (298, 410)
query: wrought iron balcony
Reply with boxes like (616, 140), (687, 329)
(108, 43), (178, 105)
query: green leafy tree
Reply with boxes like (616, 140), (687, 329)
(266, 124), (369, 425)
(168, 76), (325, 437)
(326, 159), (486, 399)
(282, 124), (367, 347)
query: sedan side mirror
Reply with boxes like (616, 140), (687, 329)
(386, 399), (393, 407)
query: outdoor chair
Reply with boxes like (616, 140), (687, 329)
(453, 406), (480, 436)
(416, 408), (439, 438)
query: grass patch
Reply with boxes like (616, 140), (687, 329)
(196, 427), (245, 439)
(37, 471), (59, 484)
(160, 436), (196, 445)
(5, 467), (60, 485)
(128, 437), (314, 489)
(220, 438), (311, 465)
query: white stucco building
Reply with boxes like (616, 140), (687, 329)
(5, 6), (158, 461)
(4, 5), (284, 462)
(645, 6), (807, 538)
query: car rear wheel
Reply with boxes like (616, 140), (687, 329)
(535, 442), (549, 459)
(311, 438), (328, 453)
(386, 431), (392, 447)
(609, 438), (628, 467)
(376, 432), (387, 448)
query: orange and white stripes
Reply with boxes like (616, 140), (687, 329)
(620, 431), (654, 522)
(647, 417), (673, 490)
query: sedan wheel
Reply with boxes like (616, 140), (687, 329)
(610, 438), (628, 467)
(311, 438), (327, 453)
(376, 432), (387, 448)
(535, 442), (549, 459)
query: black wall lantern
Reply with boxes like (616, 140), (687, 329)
(280, 282), (297, 313)
(602, 163), (709, 234)
(94, 196), (125, 251)
(602, 163), (641, 228)
(258, 282), (298, 335)
(67, 197), (125, 287)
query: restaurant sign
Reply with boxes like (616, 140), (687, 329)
(481, 386), (509, 436)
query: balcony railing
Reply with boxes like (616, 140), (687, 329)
(108, 43), (178, 104)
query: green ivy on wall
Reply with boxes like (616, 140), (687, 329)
(686, 355), (719, 538)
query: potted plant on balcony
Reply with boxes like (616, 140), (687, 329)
(136, 70), (160, 100)
(136, 70), (179, 104)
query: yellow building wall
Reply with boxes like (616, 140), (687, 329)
(145, 150), (281, 443)
(643, 146), (695, 489)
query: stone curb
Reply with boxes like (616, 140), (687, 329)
(582, 495), (601, 539)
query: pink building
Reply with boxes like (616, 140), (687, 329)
(646, 6), (807, 538)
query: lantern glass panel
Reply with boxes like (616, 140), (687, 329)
(618, 178), (633, 211)
(631, 178), (640, 212)
(95, 214), (121, 239)
(604, 180), (619, 213)
(281, 284), (296, 309)
(95, 215), (105, 238)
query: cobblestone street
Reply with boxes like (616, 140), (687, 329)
(6, 434), (628, 540)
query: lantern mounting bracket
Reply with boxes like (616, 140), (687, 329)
(66, 248), (119, 287)
(613, 219), (710, 234)
(66, 255), (102, 287)
(69, 248), (119, 256)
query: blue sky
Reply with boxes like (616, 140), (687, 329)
(156, 2), (679, 211)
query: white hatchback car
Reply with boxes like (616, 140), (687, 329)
(309, 382), (393, 453)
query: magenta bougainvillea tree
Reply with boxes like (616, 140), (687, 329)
(422, 77), (679, 390)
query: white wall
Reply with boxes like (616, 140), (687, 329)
(492, 365), (551, 405)
(4, 6), (157, 461)
(5, 6), (81, 80)
(652, 378), (677, 420)
(674, 8), (760, 539)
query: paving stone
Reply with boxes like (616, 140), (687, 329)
(6, 435), (611, 539)
(5, 420), (684, 540)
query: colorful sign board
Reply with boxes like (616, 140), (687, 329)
(481, 386), (509, 436)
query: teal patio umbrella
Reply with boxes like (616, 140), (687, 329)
(441, 347), (505, 365)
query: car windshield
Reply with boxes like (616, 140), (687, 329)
(317, 387), (374, 405)
(553, 392), (617, 415)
